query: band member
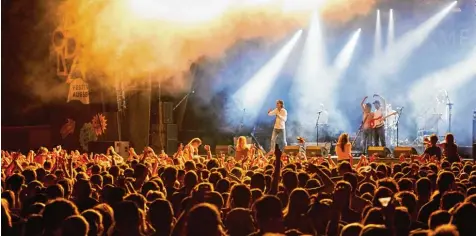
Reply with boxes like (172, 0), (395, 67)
(360, 96), (373, 153)
(372, 94), (387, 147)
(268, 100), (288, 150)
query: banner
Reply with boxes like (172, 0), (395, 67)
(67, 78), (90, 104)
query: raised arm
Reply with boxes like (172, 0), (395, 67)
(361, 96), (368, 111)
(268, 108), (277, 116)
(374, 94), (387, 117)
(269, 145), (282, 195)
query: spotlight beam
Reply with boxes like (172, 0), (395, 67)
(291, 12), (329, 128)
(387, 9), (394, 47)
(364, 1), (457, 82)
(233, 30), (302, 121)
(374, 9), (382, 56)
(334, 28), (362, 72)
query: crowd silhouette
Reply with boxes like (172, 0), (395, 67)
(1, 133), (476, 236)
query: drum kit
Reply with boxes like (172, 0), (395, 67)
(411, 90), (452, 147)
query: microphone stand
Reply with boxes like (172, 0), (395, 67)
(396, 107), (403, 147)
(173, 90), (195, 111)
(238, 109), (246, 135)
(446, 94), (453, 133)
(316, 111), (322, 144)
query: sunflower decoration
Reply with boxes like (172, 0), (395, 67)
(91, 113), (107, 136)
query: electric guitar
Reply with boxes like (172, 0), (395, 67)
(370, 111), (398, 128)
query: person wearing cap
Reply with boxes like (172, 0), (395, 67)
(372, 94), (387, 147)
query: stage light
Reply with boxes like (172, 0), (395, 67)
(363, 1), (457, 87)
(232, 30), (303, 122)
(334, 28), (362, 71)
(374, 9), (382, 56)
(387, 9), (394, 47)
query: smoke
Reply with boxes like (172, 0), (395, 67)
(36, 0), (380, 97)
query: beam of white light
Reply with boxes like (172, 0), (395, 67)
(387, 9), (394, 47)
(291, 12), (329, 119)
(364, 1), (457, 84)
(290, 12), (353, 135)
(408, 46), (476, 126)
(233, 30), (303, 120)
(374, 9), (382, 56)
(334, 28), (362, 72)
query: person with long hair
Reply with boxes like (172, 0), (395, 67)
(336, 133), (353, 165)
(235, 136), (250, 163)
(183, 138), (202, 161)
(440, 133), (460, 163)
(360, 96), (374, 154)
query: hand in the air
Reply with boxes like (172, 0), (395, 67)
(204, 145), (211, 152)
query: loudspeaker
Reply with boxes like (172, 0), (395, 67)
(215, 145), (232, 156)
(284, 146), (300, 155)
(166, 124), (178, 140)
(162, 102), (174, 124)
(473, 143), (476, 161)
(306, 146), (322, 157)
(458, 146), (473, 160)
(166, 140), (178, 155)
(88, 141), (130, 157)
(367, 146), (391, 158)
(393, 147), (418, 158)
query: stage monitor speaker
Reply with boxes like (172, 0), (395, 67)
(367, 146), (391, 158)
(166, 124), (178, 140)
(162, 102), (174, 124)
(215, 145), (232, 156)
(393, 146), (418, 158)
(88, 141), (130, 157)
(473, 143), (476, 161)
(166, 140), (178, 155)
(458, 146), (472, 160)
(284, 146), (300, 155)
(306, 146), (322, 157)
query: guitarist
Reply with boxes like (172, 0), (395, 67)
(372, 94), (387, 147)
(361, 96), (374, 153)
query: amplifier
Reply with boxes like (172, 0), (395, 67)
(306, 146), (322, 157)
(284, 146), (300, 155)
(88, 141), (130, 157)
(367, 146), (391, 158)
(393, 147), (418, 159)
(216, 145), (233, 156)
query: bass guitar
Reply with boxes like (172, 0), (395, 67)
(370, 111), (398, 128)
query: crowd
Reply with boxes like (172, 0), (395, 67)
(1, 132), (476, 236)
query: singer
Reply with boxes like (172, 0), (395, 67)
(268, 99), (288, 150)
